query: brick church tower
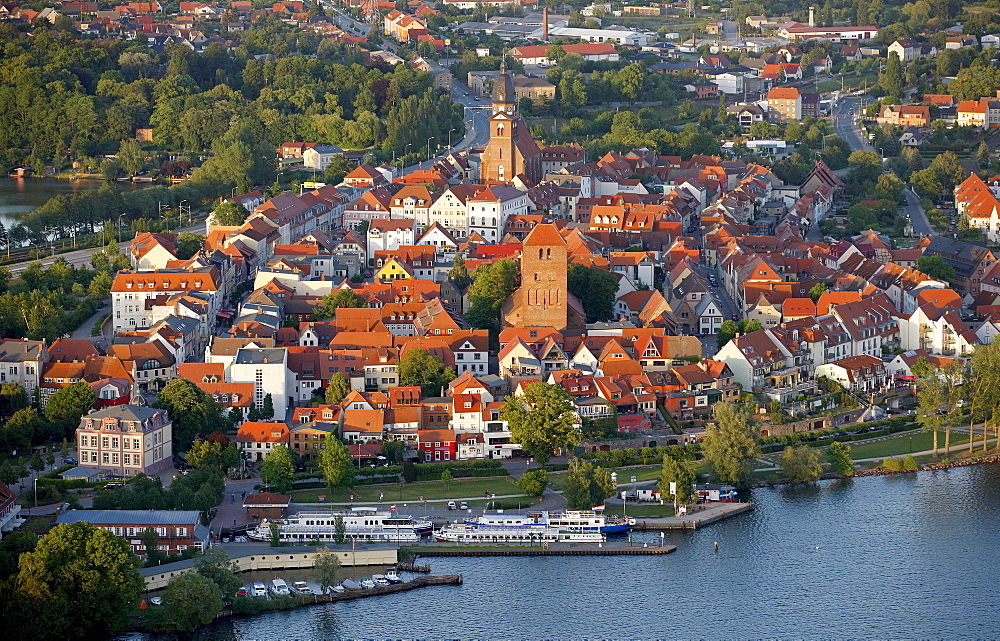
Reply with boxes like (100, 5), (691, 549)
(479, 58), (542, 184)
(501, 223), (585, 331)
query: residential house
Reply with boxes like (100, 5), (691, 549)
(75, 405), (173, 475)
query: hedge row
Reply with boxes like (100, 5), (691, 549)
(416, 460), (503, 474)
(413, 469), (509, 482)
(760, 417), (917, 449)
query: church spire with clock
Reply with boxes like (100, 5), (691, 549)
(479, 57), (542, 184)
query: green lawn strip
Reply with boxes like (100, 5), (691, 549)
(289, 477), (522, 503)
(547, 465), (662, 491)
(835, 430), (971, 461)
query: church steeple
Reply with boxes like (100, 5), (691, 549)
(491, 56), (515, 115)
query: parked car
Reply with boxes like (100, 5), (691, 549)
(447, 501), (457, 510)
(64, 456), (77, 465)
(149, 597), (162, 606)
(460, 502), (469, 510)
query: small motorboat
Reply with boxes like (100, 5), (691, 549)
(331, 584), (346, 594)
(251, 582), (268, 597)
(384, 568), (402, 584)
(373, 574), (390, 587)
(270, 579), (290, 596)
(360, 577), (376, 589)
(341, 579), (361, 591)
(292, 581), (312, 595)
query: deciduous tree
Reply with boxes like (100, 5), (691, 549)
(562, 459), (615, 510)
(465, 258), (519, 331)
(261, 445), (295, 493)
(162, 572), (224, 633)
(517, 468), (548, 496)
(325, 372), (350, 404)
(312, 288), (368, 320)
(195, 547), (243, 597)
(17, 521), (142, 640)
(567, 264), (619, 323)
(658, 455), (696, 504)
(44, 381), (96, 438)
(313, 548), (341, 593)
(500, 382), (579, 465)
(155, 378), (228, 449)
(701, 402), (760, 488)
(174, 232), (204, 260)
(397, 348), (455, 397)
(780, 446), (822, 483)
(318, 433), (354, 490)
(827, 441), (854, 476)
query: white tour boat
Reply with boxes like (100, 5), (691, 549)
(437, 510), (605, 543)
(247, 507), (432, 544)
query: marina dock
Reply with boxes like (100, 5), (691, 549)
(632, 502), (753, 531)
(408, 542), (676, 556)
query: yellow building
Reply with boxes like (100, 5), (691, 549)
(375, 257), (414, 281)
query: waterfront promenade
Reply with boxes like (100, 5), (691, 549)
(631, 502), (753, 530)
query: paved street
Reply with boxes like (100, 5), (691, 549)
(832, 96), (875, 154)
(903, 186), (933, 237)
(7, 220), (205, 275)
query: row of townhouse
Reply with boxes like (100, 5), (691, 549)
(234, 372), (519, 461)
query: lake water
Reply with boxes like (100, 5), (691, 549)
(190, 463), (1000, 639)
(0, 178), (145, 227)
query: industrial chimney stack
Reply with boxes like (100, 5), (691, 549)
(809, 6), (815, 27)
(542, 7), (549, 42)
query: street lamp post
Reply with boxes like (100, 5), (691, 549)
(426, 136), (435, 163)
(447, 128), (456, 151)
(117, 214), (126, 244)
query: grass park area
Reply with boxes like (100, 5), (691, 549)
(289, 476), (528, 504)
(829, 429), (972, 461)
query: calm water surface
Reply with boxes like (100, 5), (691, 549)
(192, 463), (1000, 639)
(0, 178), (146, 226)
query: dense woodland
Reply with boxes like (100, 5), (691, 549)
(0, 16), (461, 240)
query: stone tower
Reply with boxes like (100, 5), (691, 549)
(501, 223), (585, 331)
(480, 58), (541, 184)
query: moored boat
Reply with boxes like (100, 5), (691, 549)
(360, 577), (376, 589)
(385, 568), (402, 583)
(246, 507), (432, 544)
(270, 579), (290, 596)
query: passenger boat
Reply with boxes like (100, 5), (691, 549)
(439, 510), (605, 543)
(464, 510), (633, 534)
(246, 507), (432, 544)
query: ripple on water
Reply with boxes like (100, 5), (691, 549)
(191, 464), (1000, 640)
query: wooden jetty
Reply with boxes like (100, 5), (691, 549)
(396, 561), (431, 572)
